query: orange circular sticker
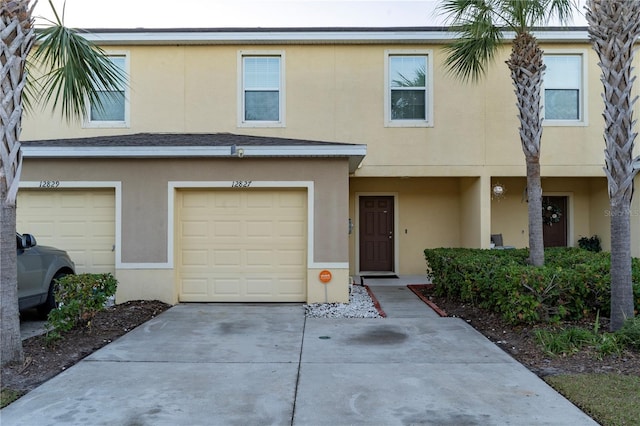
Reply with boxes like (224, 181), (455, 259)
(319, 270), (332, 283)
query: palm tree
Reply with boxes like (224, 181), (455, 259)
(586, 0), (639, 331)
(1, 0), (125, 366)
(439, 0), (576, 266)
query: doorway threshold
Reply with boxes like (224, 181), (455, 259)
(359, 271), (398, 279)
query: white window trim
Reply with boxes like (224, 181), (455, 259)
(237, 50), (286, 128)
(542, 49), (588, 127)
(384, 49), (434, 128)
(83, 51), (130, 129)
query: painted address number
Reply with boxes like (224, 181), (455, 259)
(39, 180), (60, 188)
(231, 180), (252, 188)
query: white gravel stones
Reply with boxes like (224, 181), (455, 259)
(304, 285), (383, 318)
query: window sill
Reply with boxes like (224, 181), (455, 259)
(542, 120), (588, 127)
(238, 121), (286, 128)
(384, 120), (433, 128)
(83, 121), (129, 129)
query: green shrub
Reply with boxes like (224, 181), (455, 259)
(534, 327), (594, 356)
(616, 316), (640, 350)
(577, 235), (602, 252)
(534, 325), (626, 359)
(424, 247), (640, 325)
(45, 273), (118, 342)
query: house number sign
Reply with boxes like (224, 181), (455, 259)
(39, 180), (61, 188)
(231, 181), (252, 188)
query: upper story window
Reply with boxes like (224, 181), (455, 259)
(543, 52), (587, 126)
(86, 54), (129, 128)
(238, 51), (285, 127)
(385, 50), (433, 127)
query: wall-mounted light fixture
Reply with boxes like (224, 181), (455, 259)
(492, 182), (506, 200)
(230, 145), (245, 158)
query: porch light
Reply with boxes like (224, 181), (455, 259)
(492, 183), (506, 200)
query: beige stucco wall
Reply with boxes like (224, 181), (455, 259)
(488, 176), (636, 251)
(21, 157), (349, 264)
(349, 177), (465, 276)
(22, 42), (628, 177)
(588, 176), (640, 258)
(19, 37), (640, 280)
(21, 156), (351, 304)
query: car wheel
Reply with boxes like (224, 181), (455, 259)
(37, 273), (66, 319)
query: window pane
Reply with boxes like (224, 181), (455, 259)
(544, 56), (581, 89)
(390, 56), (426, 88)
(94, 56), (125, 90)
(545, 89), (579, 120)
(244, 57), (280, 89)
(245, 91), (279, 121)
(91, 91), (125, 121)
(391, 90), (426, 120)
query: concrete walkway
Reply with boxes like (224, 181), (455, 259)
(2, 276), (597, 425)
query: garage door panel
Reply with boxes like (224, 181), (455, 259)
(177, 189), (306, 302)
(279, 278), (306, 295)
(278, 221), (305, 237)
(182, 221), (208, 237)
(246, 220), (273, 236)
(246, 250), (273, 266)
(92, 250), (117, 268)
(277, 249), (306, 266)
(212, 250), (242, 267)
(17, 189), (116, 274)
(213, 279), (242, 296)
(182, 279), (208, 295)
(91, 221), (116, 237)
(214, 221), (241, 237)
(214, 192), (241, 208)
(246, 279), (273, 296)
(20, 221), (55, 238)
(246, 192), (273, 208)
(182, 249), (209, 266)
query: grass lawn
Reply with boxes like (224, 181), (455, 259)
(545, 374), (640, 426)
(1, 389), (23, 409)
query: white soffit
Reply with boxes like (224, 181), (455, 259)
(77, 28), (591, 46)
(21, 144), (368, 173)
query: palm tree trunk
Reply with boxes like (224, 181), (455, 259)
(507, 32), (545, 266)
(0, 193), (22, 364)
(1, 0), (36, 366)
(526, 159), (544, 266)
(610, 205), (633, 330)
(586, 0), (640, 331)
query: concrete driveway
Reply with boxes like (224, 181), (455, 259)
(2, 301), (596, 425)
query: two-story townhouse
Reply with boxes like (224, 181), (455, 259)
(18, 27), (640, 305)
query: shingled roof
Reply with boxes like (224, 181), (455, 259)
(21, 133), (367, 173)
(23, 132), (357, 147)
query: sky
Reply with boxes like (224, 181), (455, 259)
(33, 0), (587, 29)
(33, 0), (445, 28)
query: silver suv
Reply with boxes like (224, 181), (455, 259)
(17, 233), (75, 317)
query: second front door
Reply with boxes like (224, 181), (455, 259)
(359, 196), (394, 272)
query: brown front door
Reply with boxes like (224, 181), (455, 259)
(543, 196), (568, 247)
(359, 196), (394, 272)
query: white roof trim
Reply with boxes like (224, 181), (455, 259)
(21, 144), (368, 173)
(76, 28), (591, 45)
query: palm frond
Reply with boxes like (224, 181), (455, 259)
(438, 0), (578, 82)
(392, 66), (426, 87)
(29, 2), (126, 123)
(547, 0), (578, 25)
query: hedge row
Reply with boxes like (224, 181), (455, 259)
(424, 247), (640, 324)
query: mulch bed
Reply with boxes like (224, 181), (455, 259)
(408, 284), (640, 378)
(2, 300), (171, 395)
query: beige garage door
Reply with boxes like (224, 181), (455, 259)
(176, 189), (307, 302)
(17, 189), (116, 274)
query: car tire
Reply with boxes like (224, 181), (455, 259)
(37, 273), (66, 319)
